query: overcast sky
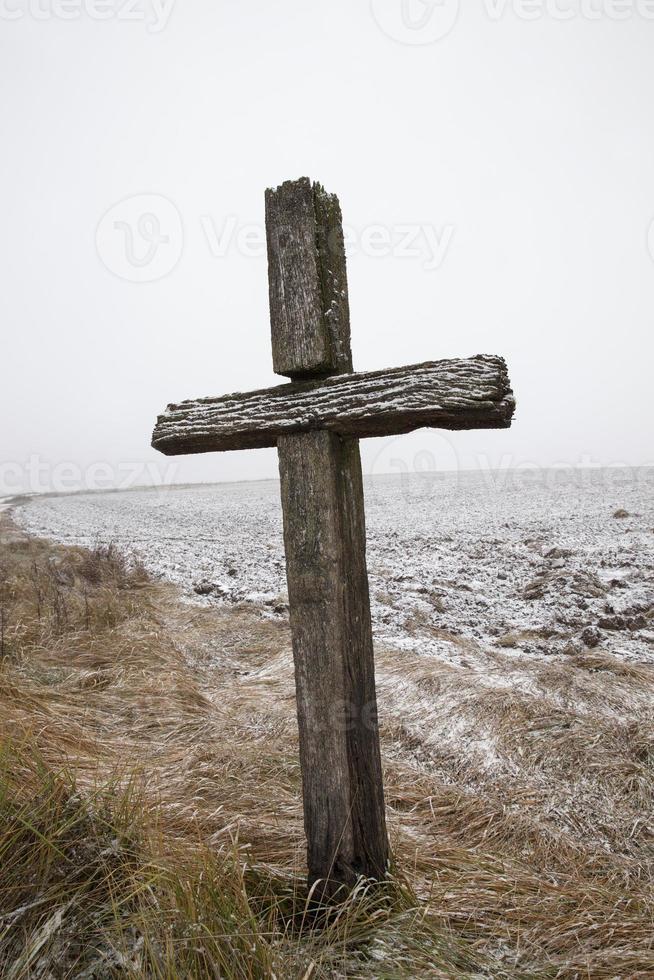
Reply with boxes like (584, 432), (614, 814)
(2, 1), (653, 495)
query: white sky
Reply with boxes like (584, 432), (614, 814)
(2, 0), (653, 495)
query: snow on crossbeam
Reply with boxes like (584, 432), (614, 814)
(152, 354), (515, 455)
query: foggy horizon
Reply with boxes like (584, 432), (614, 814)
(3, 3), (653, 494)
(3, 459), (652, 505)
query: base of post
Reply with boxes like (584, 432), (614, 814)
(278, 430), (389, 895)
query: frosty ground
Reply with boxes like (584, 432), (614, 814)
(7, 467), (654, 976)
(17, 467), (654, 668)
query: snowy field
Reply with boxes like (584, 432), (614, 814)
(11, 465), (654, 956)
(14, 467), (654, 667)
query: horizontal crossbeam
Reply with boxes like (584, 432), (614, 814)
(152, 355), (515, 456)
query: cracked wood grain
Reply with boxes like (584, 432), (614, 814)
(265, 177), (352, 378)
(152, 355), (515, 455)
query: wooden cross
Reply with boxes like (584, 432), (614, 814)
(152, 177), (515, 899)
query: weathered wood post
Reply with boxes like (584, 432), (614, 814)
(266, 179), (389, 896)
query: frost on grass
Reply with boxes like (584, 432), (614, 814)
(7, 468), (654, 976)
(14, 467), (654, 837)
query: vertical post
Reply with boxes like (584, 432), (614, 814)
(266, 179), (388, 898)
(265, 177), (352, 378)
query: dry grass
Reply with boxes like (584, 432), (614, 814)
(0, 513), (652, 977)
